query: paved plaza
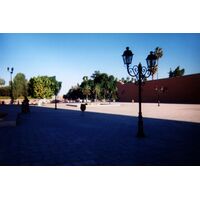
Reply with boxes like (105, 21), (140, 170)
(0, 103), (200, 166)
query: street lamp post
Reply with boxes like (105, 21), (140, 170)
(122, 47), (158, 137)
(53, 79), (61, 110)
(7, 67), (14, 104)
(55, 93), (57, 110)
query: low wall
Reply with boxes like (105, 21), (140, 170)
(117, 73), (200, 104)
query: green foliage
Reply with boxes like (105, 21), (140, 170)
(99, 73), (109, 99)
(91, 72), (118, 100)
(0, 86), (10, 97)
(81, 76), (91, 101)
(82, 84), (91, 101)
(120, 77), (134, 83)
(64, 84), (83, 100)
(12, 73), (28, 99)
(149, 65), (158, 80)
(82, 76), (88, 82)
(151, 47), (163, 80)
(93, 84), (101, 100)
(169, 68), (174, 78)
(154, 47), (163, 60)
(169, 66), (185, 78)
(28, 76), (62, 98)
(65, 71), (118, 101)
(49, 76), (62, 96)
(0, 78), (5, 86)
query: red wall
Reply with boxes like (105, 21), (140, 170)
(117, 73), (200, 104)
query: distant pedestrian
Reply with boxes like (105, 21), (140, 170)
(22, 96), (30, 113)
(80, 103), (86, 112)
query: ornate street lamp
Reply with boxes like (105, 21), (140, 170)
(7, 67), (14, 104)
(122, 47), (158, 137)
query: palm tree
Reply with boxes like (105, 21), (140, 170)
(83, 76), (88, 82)
(93, 84), (101, 101)
(169, 66), (185, 77)
(154, 47), (163, 80)
(82, 84), (91, 102)
(149, 65), (158, 80)
(107, 75), (118, 102)
(174, 66), (185, 76)
(99, 73), (109, 100)
(121, 77), (125, 83)
(169, 68), (174, 78)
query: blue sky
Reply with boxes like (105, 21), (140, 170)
(0, 33), (200, 95)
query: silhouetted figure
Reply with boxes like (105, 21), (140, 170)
(10, 99), (14, 104)
(21, 96), (30, 113)
(80, 104), (86, 112)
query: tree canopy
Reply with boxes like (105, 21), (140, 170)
(0, 86), (10, 97)
(28, 76), (62, 98)
(169, 66), (185, 78)
(0, 78), (5, 87)
(119, 77), (134, 83)
(149, 47), (163, 80)
(154, 47), (163, 60)
(12, 73), (28, 99)
(64, 71), (118, 101)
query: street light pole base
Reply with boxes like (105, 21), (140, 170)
(137, 131), (145, 138)
(137, 114), (145, 138)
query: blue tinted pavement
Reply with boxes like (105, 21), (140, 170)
(0, 106), (200, 166)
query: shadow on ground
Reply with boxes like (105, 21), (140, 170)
(0, 105), (200, 166)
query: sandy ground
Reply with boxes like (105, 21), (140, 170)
(42, 102), (200, 123)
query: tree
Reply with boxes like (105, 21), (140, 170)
(28, 76), (52, 98)
(93, 84), (101, 101)
(64, 71), (119, 101)
(120, 77), (128, 83)
(130, 77), (134, 82)
(49, 76), (62, 108)
(99, 73), (109, 99)
(154, 47), (163, 64)
(82, 84), (91, 102)
(65, 84), (83, 100)
(120, 77), (134, 83)
(126, 76), (130, 83)
(174, 66), (185, 77)
(149, 65), (158, 80)
(91, 71), (101, 80)
(169, 66), (185, 78)
(0, 78), (5, 87)
(0, 86), (10, 96)
(120, 77), (125, 83)
(28, 76), (62, 98)
(80, 75), (91, 102)
(153, 47), (163, 80)
(12, 73), (28, 99)
(169, 68), (174, 78)
(107, 75), (118, 101)
(49, 76), (62, 96)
